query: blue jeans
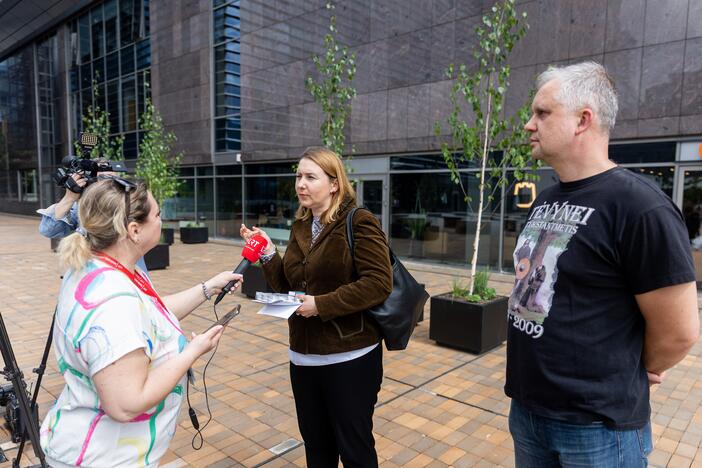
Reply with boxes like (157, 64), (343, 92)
(509, 400), (652, 467)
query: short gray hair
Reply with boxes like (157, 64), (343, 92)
(536, 61), (618, 134)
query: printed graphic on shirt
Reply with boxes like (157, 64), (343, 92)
(508, 201), (596, 338)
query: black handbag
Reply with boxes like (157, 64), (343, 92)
(346, 208), (429, 350)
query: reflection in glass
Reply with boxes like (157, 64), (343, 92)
(363, 180), (383, 221)
(627, 166), (674, 198)
(121, 44), (135, 76)
(123, 132), (137, 159)
(120, 0), (136, 46)
(79, 14), (91, 63)
(198, 178), (215, 234)
(106, 80), (120, 132)
(0, 48), (38, 209)
(609, 142), (676, 164)
(390, 172), (501, 266)
(91, 5), (104, 59)
(245, 177), (297, 245)
(104, 0), (118, 53)
(121, 77), (137, 131)
(105, 51), (119, 80)
(215, 117), (241, 152)
(216, 177), (243, 238)
(674, 169), (702, 283)
(168, 178), (195, 221)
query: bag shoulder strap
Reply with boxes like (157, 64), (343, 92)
(345, 206), (362, 258)
(346, 207), (396, 263)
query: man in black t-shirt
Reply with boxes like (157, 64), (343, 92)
(506, 61), (699, 467)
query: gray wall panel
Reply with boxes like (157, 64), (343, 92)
(605, 0), (645, 51)
(639, 41), (684, 119)
(643, 0), (688, 46)
(240, 0), (702, 161)
(151, 0), (211, 165)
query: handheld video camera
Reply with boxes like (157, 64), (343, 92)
(53, 132), (127, 194)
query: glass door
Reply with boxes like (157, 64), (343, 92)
(354, 176), (388, 234)
(682, 168), (702, 284)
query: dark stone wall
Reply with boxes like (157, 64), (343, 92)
(240, 0), (702, 162)
(150, 0), (212, 165)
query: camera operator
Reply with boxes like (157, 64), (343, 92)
(38, 171), (150, 272)
(40, 177), (242, 467)
(37, 172), (85, 238)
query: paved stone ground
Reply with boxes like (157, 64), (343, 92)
(0, 213), (700, 467)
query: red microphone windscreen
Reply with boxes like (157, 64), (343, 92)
(242, 235), (268, 262)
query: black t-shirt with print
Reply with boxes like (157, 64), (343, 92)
(505, 166), (695, 429)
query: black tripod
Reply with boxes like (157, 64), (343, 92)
(0, 312), (49, 468)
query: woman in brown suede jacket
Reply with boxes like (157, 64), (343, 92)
(240, 147), (392, 467)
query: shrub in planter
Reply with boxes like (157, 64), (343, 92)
(429, 272), (507, 353)
(429, 293), (508, 354)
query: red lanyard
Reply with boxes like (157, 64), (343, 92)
(95, 252), (172, 322)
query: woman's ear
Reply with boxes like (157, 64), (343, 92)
(127, 221), (141, 244)
(330, 179), (339, 194)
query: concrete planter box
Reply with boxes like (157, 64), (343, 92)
(161, 228), (174, 245)
(180, 226), (208, 244)
(429, 294), (508, 354)
(242, 264), (275, 298)
(144, 243), (169, 270)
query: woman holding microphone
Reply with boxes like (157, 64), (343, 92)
(241, 147), (393, 467)
(40, 177), (241, 467)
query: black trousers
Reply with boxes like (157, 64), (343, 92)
(290, 344), (383, 468)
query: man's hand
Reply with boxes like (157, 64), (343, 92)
(647, 370), (666, 386)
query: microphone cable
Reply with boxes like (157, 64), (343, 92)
(186, 300), (223, 450)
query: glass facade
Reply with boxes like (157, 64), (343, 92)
(0, 47), (37, 210)
(68, 0), (150, 159)
(213, 0), (241, 153)
(36, 35), (63, 206)
(0, 0), (698, 273)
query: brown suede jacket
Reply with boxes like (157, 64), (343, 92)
(261, 197), (393, 354)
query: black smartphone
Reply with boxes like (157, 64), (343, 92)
(205, 304), (241, 332)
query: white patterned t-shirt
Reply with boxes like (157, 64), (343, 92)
(40, 257), (187, 467)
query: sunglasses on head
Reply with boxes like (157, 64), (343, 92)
(97, 175), (138, 226)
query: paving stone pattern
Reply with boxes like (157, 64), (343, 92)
(0, 215), (700, 467)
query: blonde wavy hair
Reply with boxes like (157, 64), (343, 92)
(295, 147), (356, 224)
(58, 178), (151, 271)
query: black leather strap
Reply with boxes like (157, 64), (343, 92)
(345, 207), (362, 257)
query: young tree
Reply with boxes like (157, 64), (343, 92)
(135, 97), (181, 208)
(434, 0), (537, 298)
(305, 2), (357, 157)
(74, 84), (124, 160)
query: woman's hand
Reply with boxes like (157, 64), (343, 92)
(187, 325), (225, 357)
(204, 271), (244, 295)
(240, 224), (275, 254)
(295, 295), (318, 318)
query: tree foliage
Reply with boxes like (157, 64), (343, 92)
(74, 83), (124, 160)
(135, 97), (181, 207)
(305, 2), (357, 157)
(434, 0), (538, 298)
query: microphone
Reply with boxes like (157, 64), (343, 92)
(214, 235), (268, 305)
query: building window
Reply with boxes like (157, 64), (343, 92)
(213, 0), (241, 153)
(68, 0), (150, 160)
